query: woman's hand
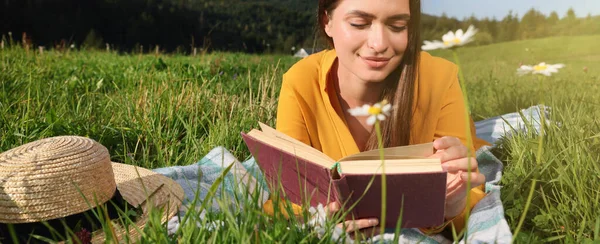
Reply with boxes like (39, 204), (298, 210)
(327, 202), (379, 239)
(429, 136), (485, 219)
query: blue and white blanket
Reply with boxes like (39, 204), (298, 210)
(153, 105), (547, 243)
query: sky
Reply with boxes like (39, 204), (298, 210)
(422, 0), (600, 20)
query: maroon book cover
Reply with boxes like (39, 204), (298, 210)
(242, 132), (338, 206)
(242, 131), (447, 229)
(333, 172), (447, 228)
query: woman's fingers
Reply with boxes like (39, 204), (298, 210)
(446, 172), (486, 204)
(460, 171), (486, 187)
(328, 202), (340, 212)
(431, 137), (478, 164)
(442, 157), (478, 173)
(433, 136), (462, 150)
(448, 172), (485, 192)
(337, 218), (379, 233)
(329, 201), (380, 237)
(432, 146), (468, 163)
(349, 226), (382, 241)
(446, 172), (462, 190)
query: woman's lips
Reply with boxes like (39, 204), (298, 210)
(361, 56), (391, 69)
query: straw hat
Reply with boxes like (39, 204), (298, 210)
(0, 136), (184, 243)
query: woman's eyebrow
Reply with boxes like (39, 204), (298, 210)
(346, 10), (376, 19)
(346, 10), (410, 20)
(388, 14), (410, 21)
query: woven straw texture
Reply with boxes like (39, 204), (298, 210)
(0, 136), (116, 223)
(89, 163), (184, 243)
(0, 136), (184, 243)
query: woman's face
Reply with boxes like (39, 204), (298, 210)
(324, 0), (410, 83)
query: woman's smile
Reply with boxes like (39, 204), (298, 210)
(360, 55), (391, 69)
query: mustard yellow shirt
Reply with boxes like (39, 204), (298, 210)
(275, 49), (488, 234)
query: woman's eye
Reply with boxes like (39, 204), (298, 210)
(389, 26), (407, 32)
(350, 23), (369, 29)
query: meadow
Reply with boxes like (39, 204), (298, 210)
(1, 34), (599, 243)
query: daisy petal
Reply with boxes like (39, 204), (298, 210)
(382, 103), (392, 114)
(462, 35), (475, 45)
(348, 106), (369, 116)
(377, 114), (386, 121)
(362, 104), (370, 112)
(421, 43), (441, 51)
(366, 116), (377, 125)
(455, 29), (464, 38)
(463, 25), (478, 40)
(421, 43), (439, 51)
(518, 65), (534, 71)
(442, 31), (455, 42)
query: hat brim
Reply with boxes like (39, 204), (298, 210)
(88, 162), (184, 243)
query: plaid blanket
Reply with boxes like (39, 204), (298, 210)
(153, 105), (547, 243)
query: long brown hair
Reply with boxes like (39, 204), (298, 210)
(318, 0), (421, 149)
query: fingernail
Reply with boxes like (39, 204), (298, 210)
(370, 219), (379, 225)
(441, 164), (449, 172)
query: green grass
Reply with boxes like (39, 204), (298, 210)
(1, 34), (600, 243)
(430, 35), (600, 243)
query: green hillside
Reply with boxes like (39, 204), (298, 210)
(428, 35), (600, 119)
(1, 35), (599, 242)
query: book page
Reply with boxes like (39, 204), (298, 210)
(338, 142), (434, 162)
(258, 122), (327, 158)
(246, 129), (336, 168)
(338, 158), (442, 174)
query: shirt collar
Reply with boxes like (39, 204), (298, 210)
(319, 49), (338, 92)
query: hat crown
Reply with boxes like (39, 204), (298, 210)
(0, 136), (116, 223)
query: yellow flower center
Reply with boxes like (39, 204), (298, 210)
(534, 64), (547, 71)
(368, 106), (382, 115)
(443, 38), (461, 46)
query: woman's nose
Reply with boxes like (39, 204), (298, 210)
(367, 25), (389, 53)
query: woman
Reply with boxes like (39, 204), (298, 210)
(274, 0), (489, 239)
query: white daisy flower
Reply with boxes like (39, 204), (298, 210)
(348, 100), (392, 125)
(517, 62), (565, 76)
(422, 25), (478, 51)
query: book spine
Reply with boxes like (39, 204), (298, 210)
(330, 174), (355, 215)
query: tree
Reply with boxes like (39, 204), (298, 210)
(565, 8), (577, 21)
(434, 13), (459, 33)
(547, 11), (559, 25)
(462, 14), (479, 30)
(479, 17), (499, 41)
(561, 7), (580, 35)
(497, 11), (520, 42)
(82, 29), (103, 49)
(519, 8), (548, 39)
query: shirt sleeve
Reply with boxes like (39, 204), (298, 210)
(428, 65), (488, 235)
(275, 74), (311, 146)
(433, 65), (482, 152)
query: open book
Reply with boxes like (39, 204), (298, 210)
(241, 122), (447, 228)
